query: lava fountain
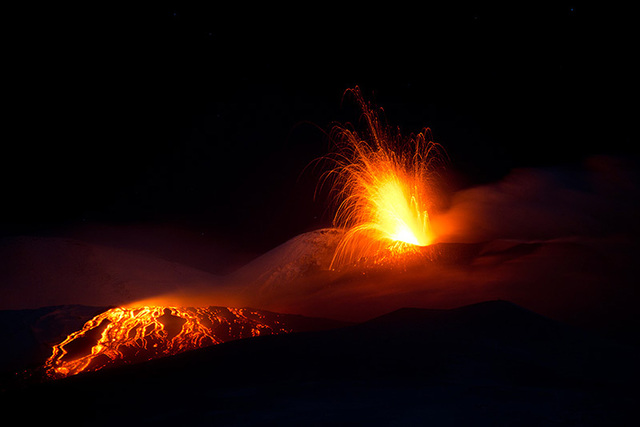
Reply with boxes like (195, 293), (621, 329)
(322, 87), (445, 269)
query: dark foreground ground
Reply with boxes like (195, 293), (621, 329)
(2, 300), (638, 426)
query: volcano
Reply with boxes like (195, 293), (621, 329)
(1, 228), (637, 424)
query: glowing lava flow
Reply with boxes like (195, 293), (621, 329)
(323, 87), (445, 269)
(44, 306), (293, 379)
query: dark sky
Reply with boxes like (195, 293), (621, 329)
(3, 3), (636, 254)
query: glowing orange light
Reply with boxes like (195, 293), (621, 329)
(323, 87), (444, 269)
(44, 306), (292, 379)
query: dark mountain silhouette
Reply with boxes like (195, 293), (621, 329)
(3, 300), (637, 426)
(0, 305), (109, 379)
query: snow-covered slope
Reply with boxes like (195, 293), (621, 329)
(228, 228), (343, 290)
(0, 236), (221, 310)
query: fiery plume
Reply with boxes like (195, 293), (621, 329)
(323, 87), (445, 269)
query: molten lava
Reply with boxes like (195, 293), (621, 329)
(44, 306), (294, 379)
(324, 87), (444, 269)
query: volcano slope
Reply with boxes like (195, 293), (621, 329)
(231, 229), (639, 346)
(4, 301), (637, 426)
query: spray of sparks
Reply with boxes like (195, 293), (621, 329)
(322, 87), (444, 269)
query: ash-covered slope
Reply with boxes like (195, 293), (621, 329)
(5, 301), (636, 425)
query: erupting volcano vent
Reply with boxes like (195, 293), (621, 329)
(44, 306), (296, 379)
(40, 89), (448, 380)
(323, 87), (445, 269)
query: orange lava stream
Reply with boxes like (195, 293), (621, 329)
(44, 306), (292, 379)
(324, 87), (444, 269)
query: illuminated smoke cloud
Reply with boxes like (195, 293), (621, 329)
(432, 156), (639, 243)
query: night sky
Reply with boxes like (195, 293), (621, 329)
(3, 3), (635, 256)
